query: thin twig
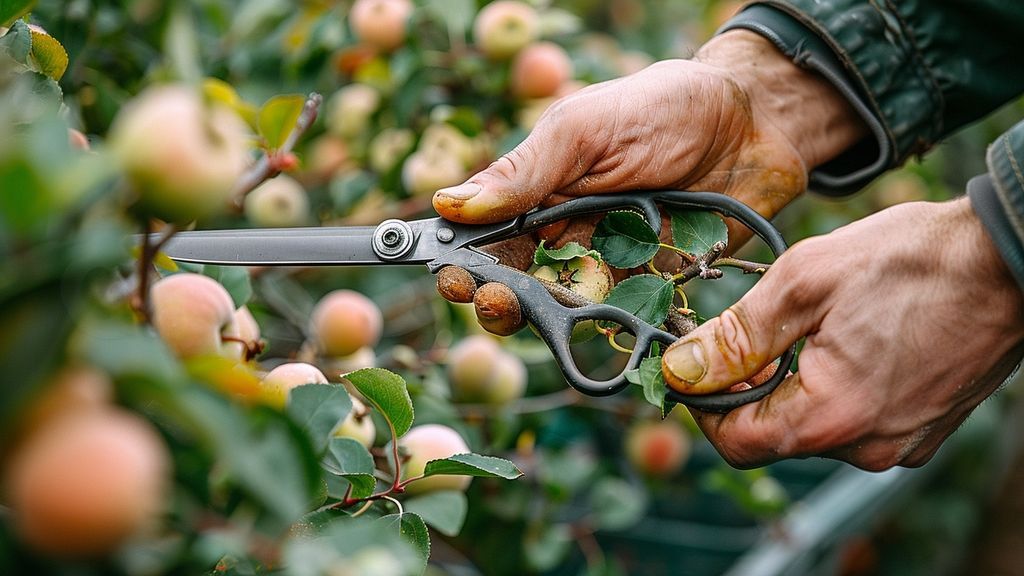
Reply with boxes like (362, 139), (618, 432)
(231, 92), (323, 204)
(712, 257), (771, 274)
(672, 240), (727, 283)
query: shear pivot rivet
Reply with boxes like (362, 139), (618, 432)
(436, 227), (455, 243)
(372, 219), (415, 260)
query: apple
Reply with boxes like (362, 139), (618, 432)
(15, 366), (112, 439)
(625, 420), (691, 477)
(310, 290), (383, 358)
(473, 1), (538, 59)
(326, 84), (381, 139)
(109, 85), (250, 223)
(418, 123), (476, 169)
(447, 335), (502, 402)
(243, 174), (309, 227)
(6, 409), (170, 556)
(400, 424), (471, 493)
(530, 255), (613, 342)
(349, 0), (414, 52)
(325, 346), (378, 375)
(473, 281), (524, 336)
(334, 396), (376, 448)
(485, 352), (527, 405)
(510, 42), (573, 99)
(261, 362), (329, 407)
(401, 149), (466, 197)
(368, 127), (415, 173)
(151, 273), (242, 360)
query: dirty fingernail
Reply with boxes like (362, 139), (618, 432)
(436, 182), (481, 200)
(664, 341), (706, 384)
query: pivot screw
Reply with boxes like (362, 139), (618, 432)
(372, 219), (415, 260)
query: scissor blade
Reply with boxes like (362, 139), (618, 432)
(160, 227), (389, 266)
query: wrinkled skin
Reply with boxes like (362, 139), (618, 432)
(432, 30), (1024, 471)
(664, 199), (1024, 470)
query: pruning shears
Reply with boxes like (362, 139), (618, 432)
(161, 191), (794, 413)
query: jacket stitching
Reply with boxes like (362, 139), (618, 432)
(1004, 136), (1024, 194)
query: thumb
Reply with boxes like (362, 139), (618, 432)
(432, 105), (592, 224)
(661, 257), (828, 395)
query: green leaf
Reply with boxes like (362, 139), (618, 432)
(422, 453), (523, 480)
(670, 209), (728, 256)
(591, 211), (661, 269)
(589, 477), (648, 531)
(322, 437), (376, 499)
(164, 3), (201, 84)
(0, 19), (31, 63)
(533, 241), (602, 266)
(284, 520), (422, 576)
(27, 28), (67, 81)
(604, 274), (675, 327)
(524, 523), (572, 571)
(0, 0), (34, 28)
(287, 384), (352, 454)
(258, 94), (305, 150)
(404, 490), (468, 537)
(345, 368), (414, 438)
(201, 265), (252, 308)
(377, 513), (430, 572)
(626, 351), (673, 417)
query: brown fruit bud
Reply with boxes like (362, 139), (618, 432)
(473, 282), (524, 336)
(436, 266), (477, 303)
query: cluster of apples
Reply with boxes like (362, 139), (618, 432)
(302, 0), (581, 205)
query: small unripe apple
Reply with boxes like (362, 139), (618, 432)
(261, 362), (329, 407)
(151, 273), (242, 360)
(310, 290), (383, 358)
(243, 174), (309, 227)
(511, 42), (573, 99)
(17, 366), (112, 437)
(447, 335), (503, 402)
(368, 127), (415, 173)
(625, 420), (690, 477)
(530, 256), (613, 342)
(419, 123), (476, 169)
(326, 84), (381, 139)
(401, 150), (466, 197)
(334, 396), (376, 448)
(486, 352), (527, 405)
(473, 1), (538, 59)
(400, 424), (471, 494)
(349, 0), (414, 52)
(304, 136), (351, 183)
(6, 409), (170, 556)
(109, 85), (250, 223)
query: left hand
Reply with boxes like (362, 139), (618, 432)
(662, 197), (1024, 471)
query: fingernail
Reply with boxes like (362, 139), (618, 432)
(436, 182), (481, 200)
(664, 341), (706, 384)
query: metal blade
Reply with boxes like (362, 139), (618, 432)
(160, 226), (389, 266)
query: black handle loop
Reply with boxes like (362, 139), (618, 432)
(431, 190), (795, 413)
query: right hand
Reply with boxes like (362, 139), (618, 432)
(433, 30), (866, 334)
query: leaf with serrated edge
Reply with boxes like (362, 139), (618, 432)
(259, 94), (305, 149)
(670, 209), (728, 256)
(604, 274), (675, 327)
(345, 368), (414, 438)
(422, 453), (522, 479)
(28, 28), (67, 80)
(376, 513), (430, 571)
(322, 437), (375, 499)
(591, 211), (660, 269)
(287, 384), (352, 454)
(533, 241), (602, 266)
(404, 490), (468, 537)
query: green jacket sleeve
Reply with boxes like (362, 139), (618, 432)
(721, 2), (1024, 290)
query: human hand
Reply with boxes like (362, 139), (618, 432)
(661, 197), (1024, 471)
(433, 31), (865, 332)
